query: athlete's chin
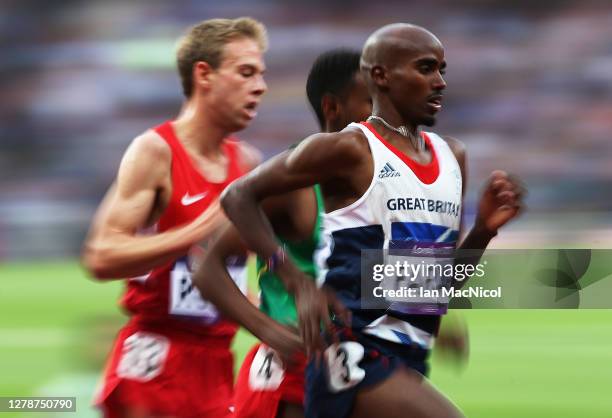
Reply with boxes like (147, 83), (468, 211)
(229, 118), (251, 132)
(420, 115), (437, 127)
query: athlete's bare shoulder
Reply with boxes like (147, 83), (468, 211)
(326, 124), (370, 169)
(337, 123), (370, 153)
(235, 140), (262, 172)
(116, 129), (172, 195)
(289, 125), (368, 169)
(128, 129), (172, 165)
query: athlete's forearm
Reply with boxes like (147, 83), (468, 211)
(458, 221), (497, 251)
(192, 253), (277, 342)
(83, 208), (223, 279)
(83, 233), (190, 279)
(222, 184), (317, 299)
(454, 223), (497, 288)
(222, 184), (303, 296)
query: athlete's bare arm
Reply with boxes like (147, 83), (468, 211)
(222, 129), (364, 354)
(222, 130), (364, 260)
(460, 168), (524, 248)
(193, 224), (303, 361)
(82, 131), (226, 279)
(192, 190), (309, 360)
(443, 135), (524, 292)
(442, 135), (524, 249)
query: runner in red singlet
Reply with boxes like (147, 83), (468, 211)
(82, 17), (268, 418)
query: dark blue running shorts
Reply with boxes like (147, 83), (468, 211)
(304, 328), (430, 418)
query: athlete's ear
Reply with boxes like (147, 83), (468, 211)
(193, 61), (215, 92)
(371, 65), (388, 88)
(321, 94), (340, 123)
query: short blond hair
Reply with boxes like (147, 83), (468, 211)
(176, 17), (268, 97)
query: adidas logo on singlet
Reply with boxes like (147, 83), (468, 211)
(379, 162), (401, 178)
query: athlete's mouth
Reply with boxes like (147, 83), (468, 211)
(426, 94), (443, 112)
(243, 101), (259, 118)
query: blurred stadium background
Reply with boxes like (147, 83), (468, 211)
(1, 0), (611, 417)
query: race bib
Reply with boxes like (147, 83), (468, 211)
(117, 332), (170, 381)
(383, 245), (454, 315)
(169, 257), (247, 321)
(169, 259), (220, 320)
(325, 342), (365, 393)
(248, 345), (285, 390)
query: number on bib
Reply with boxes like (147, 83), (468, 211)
(169, 258), (248, 321)
(116, 332), (170, 381)
(325, 341), (365, 392)
(169, 259), (221, 321)
(248, 345), (285, 390)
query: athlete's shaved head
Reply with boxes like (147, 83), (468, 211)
(360, 23), (447, 128)
(361, 23), (443, 88)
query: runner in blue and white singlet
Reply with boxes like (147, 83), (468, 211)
(222, 23), (524, 418)
(315, 120), (462, 350)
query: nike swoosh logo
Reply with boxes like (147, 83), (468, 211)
(181, 192), (208, 206)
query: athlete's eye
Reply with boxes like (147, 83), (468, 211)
(419, 65), (434, 74)
(239, 66), (255, 77)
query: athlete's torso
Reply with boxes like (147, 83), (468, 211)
(316, 122), (463, 349)
(122, 120), (248, 337)
(257, 185), (324, 326)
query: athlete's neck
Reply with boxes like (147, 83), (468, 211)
(371, 103), (420, 144)
(173, 100), (228, 158)
(325, 121), (343, 133)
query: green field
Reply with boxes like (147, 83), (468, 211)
(0, 262), (611, 417)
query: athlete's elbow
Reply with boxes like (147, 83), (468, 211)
(81, 242), (115, 280)
(220, 181), (244, 214)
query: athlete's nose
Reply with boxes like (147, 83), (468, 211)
(253, 74), (267, 96)
(432, 71), (446, 91)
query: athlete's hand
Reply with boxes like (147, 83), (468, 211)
(277, 261), (333, 359)
(475, 170), (525, 234)
(322, 285), (351, 328)
(295, 280), (332, 359)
